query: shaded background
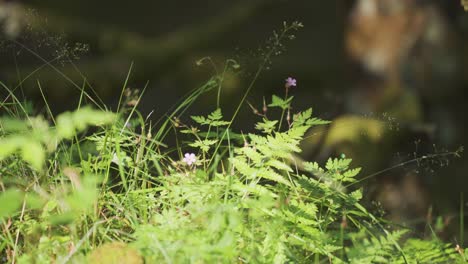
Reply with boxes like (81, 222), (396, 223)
(1, 0), (467, 238)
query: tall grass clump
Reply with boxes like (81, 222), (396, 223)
(0, 21), (466, 263)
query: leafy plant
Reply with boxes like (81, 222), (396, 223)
(0, 21), (465, 264)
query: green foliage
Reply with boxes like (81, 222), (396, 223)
(191, 108), (230, 127)
(0, 189), (23, 219)
(189, 138), (218, 153)
(269, 94), (294, 110)
(0, 107), (115, 170)
(55, 107), (116, 139)
(0, 66), (464, 263)
(255, 118), (278, 134)
(347, 230), (460, 264)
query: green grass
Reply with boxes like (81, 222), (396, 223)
(0, 21), (466, 264)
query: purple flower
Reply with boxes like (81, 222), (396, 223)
(182, 153), (197, 166)
(285, 77), (297, 89)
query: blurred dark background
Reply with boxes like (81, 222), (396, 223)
(1, 0), (468, 238)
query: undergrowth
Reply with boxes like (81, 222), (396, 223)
(0, 21), (466, 264)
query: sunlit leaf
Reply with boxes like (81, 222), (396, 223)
(0, 189), (23, 219)
(21, 140), (45, 170)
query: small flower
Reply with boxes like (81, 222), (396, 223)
(285, 77), (297, 89)
(182, 153), (197, 166)
(111, 153), (121, 166)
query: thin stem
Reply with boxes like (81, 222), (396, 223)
(278, 87), (289, 131)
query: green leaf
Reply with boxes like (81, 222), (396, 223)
(266, 159), (293, 172)
(191, 115), (209, 126)
(209, 120), (231, 127)
(239, 146), (263, 165)
(0, 189), (23, 219)
(255, 118), (278, 134)
(21, 140), (45, 170)
(73, 107), (116, 128)
(0, 136), (22, 159)
(308, 118), (331, 126)
(66, 176), (99, 213)
(208, 108), (223, 121)
(273, 239), (287, 264)
(189, 139), (218, 152)
(230, 157), (257, 178)
(56, 112), (76, 138)
(292, 108), (330, 129)
(326, 158), (352, 172)
(257, 169), (291, 186)
(0, 118), (29, 132)
(191, 109), (230, 127)
(292, 108), (313, 127)
(303, 162), (324, 174)
(350, 190), (363, 202)
(268, 95), (293, 110)
(56, 107), (116, 139)
(24, 193), (45, 210)
(48, 212), (75, 226)
(343, 168), (362, 179)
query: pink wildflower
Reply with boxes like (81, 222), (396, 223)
(285, 77), (297, 89)
(182, 153), (197, 166)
